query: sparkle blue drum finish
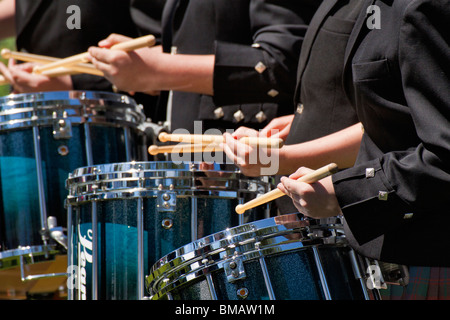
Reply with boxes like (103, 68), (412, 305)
(0, 91), (147, 269)
(66, 161), (271, 300)
(146, 215), (370, 300)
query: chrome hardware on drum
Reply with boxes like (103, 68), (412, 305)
(65, 161), (271, 300)
(0, 91), (147, 299)
(146, 214), (373, 300)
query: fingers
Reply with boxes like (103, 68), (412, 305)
(88, 46), (118, 65)
(259, 127), (279, 138)
(259, 114), (294, 139)
(0, 61), (13, 82)
(223, 132), (255, 164)
(88, 46), (128, 80)
(278, 176), (308, 211)
(9, 60), (35, 73)
(277, 179), (288, 195)
(98, 33), (132, 48)
(231, 126), (258, 139)
(289, 166), (313, 180)
(221, 132), (240, 164)
(278, 176), (300, 196)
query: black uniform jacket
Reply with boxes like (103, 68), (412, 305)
(329, 0), (450, 267)
(277, 0), (362, 214)
(14, 0), (164, 119)
(130, 0), (164, 39)
(15, 0), (139, 91)
(161, 0), (320, 132)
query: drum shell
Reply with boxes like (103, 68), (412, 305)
(147, 215), (369, 300)
(153, 245), (365, 300)
(0, 91), (147, 262)
(66, 161), (271, 300)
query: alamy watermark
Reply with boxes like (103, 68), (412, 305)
(65, 4), (380, 31)
(66, 5), (81, 30)
(168, 121), (280, 176)
(366, 5), (381, 30)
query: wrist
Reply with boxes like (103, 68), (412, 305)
(156, 53), (214, 94)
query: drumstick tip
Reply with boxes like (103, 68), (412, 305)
(148, 145), (158, 155)
(327, 163), (339, 174)
(158, 132), (168, 142)
(32, 65), (42, 74)
(1, 48), (11, 59)
(235, 204), (245, 214)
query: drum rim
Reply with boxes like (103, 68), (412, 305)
(0, 90), (137, 106)
(0, 90), (145, 130)
(65, 161), (272, 203)
(146, 214), (346, 298)
(0, 245), (62, 271)
(67, 161), (241, 177)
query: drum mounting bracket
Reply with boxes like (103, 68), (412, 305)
(157, 189), (177, 212)
(224, 256), (246, 282)
(52, 111), (72, 139)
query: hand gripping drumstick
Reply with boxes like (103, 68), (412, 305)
(1, 49), (103, 76)
(235, 163), (339, 214)
(33, 35), (156, 74)
(158, 132), (284, 148)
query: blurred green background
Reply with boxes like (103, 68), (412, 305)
(0, 37), (15, 97)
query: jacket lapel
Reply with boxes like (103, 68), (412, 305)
(161, 0), (181, 53)
(343, 0), (374, 74)
(294, 0), (339, 103)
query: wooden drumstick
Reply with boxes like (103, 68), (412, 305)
(1, 49), (104, 76)
(235, 163), (339, 214)
(239, 136), (284, 148)
(33, 34), (156, 74)
(148, 143), (222, 155)
(42, 66), (99, 77)
(0, 68), (81, 86)
(158, 132), (284, 148)
(2, 48), (59, 63)
(158, 132), (223, 144)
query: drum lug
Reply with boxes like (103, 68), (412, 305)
(52, 111), (72, 139)
(224, 257), (246, 282)
(157, 189), (177, 212)
(48, 216), (68, 250)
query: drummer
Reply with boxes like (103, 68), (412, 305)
(0, 0), (163, 121)
(87, 0), (320, 136)
(227, 0), (450, 300)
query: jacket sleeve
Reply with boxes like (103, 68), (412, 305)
(212, 0), (319, 106)
(332, 0), (450, 245)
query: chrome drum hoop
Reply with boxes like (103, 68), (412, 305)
(0, 90), (145, 131)
(146, 214), (347, 299)
(65, 161), (271, 204)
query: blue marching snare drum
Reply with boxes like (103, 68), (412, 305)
(65, 161), (271, 300)
(146, 214), (372, 300)
(0, 91), (147, 299)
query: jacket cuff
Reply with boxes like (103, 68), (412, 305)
(332, 158), (416, 245)
(212, 41), (288, 106)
